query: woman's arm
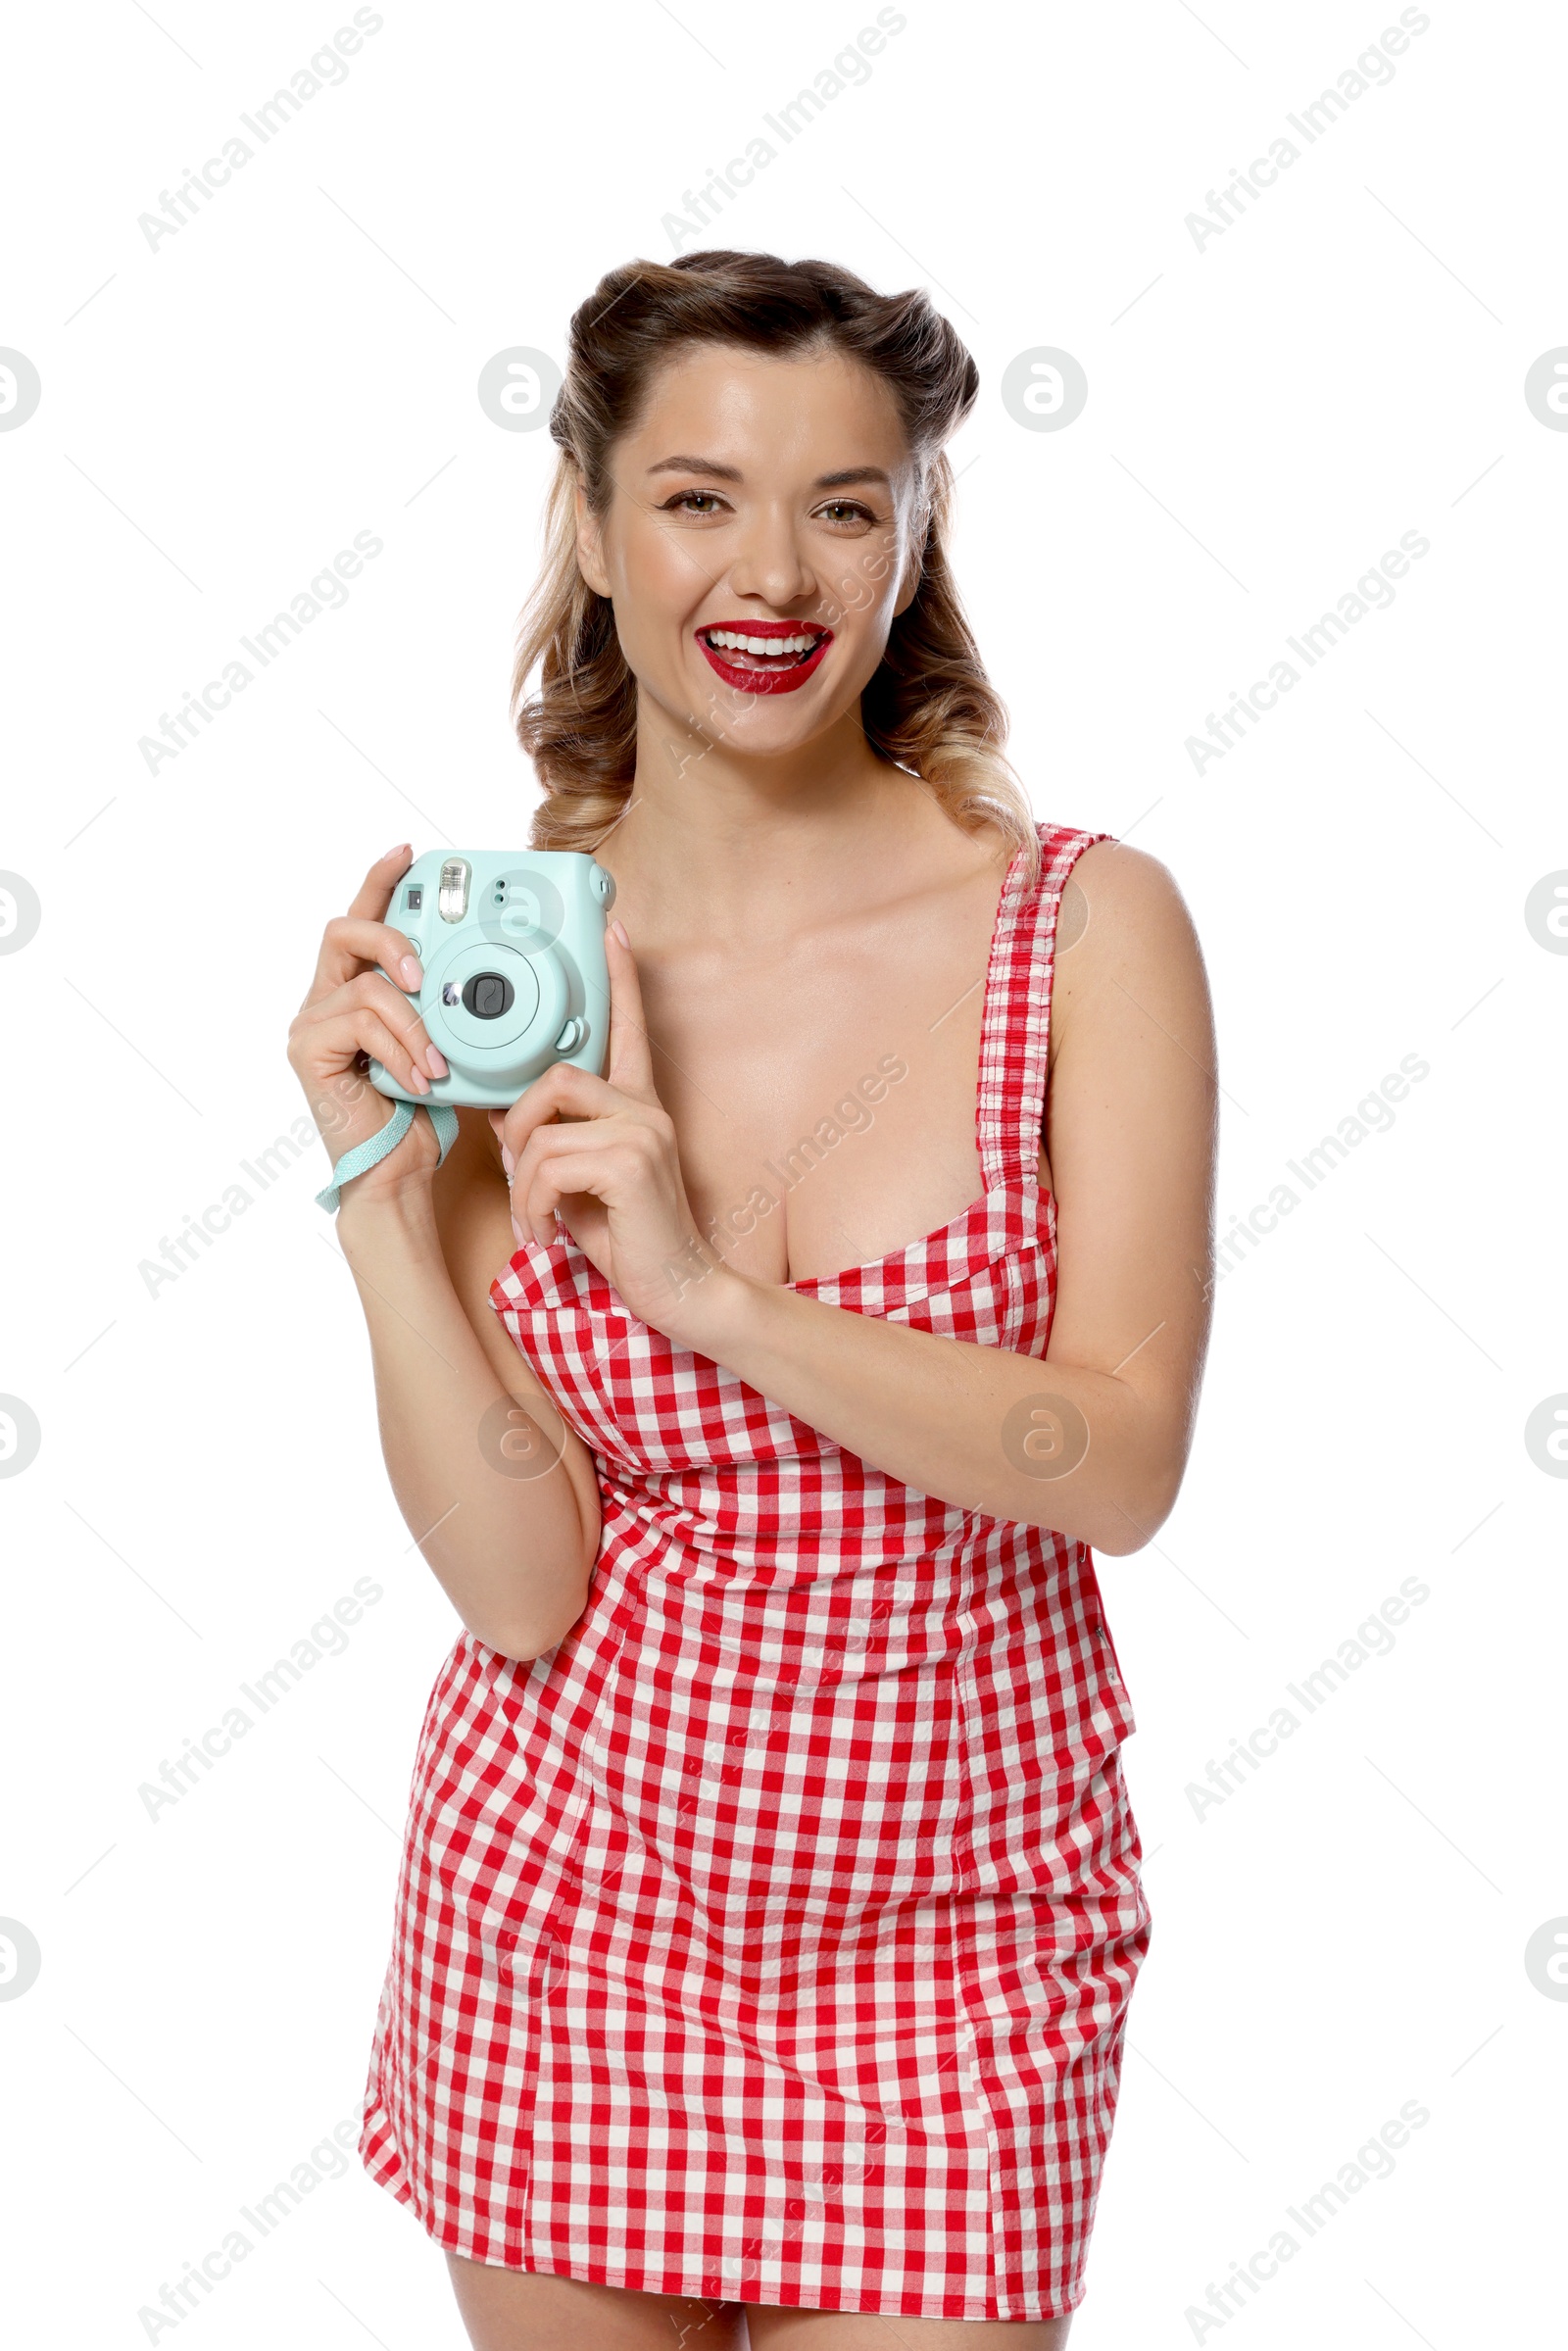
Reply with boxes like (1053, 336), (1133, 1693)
(335, 1112), (603, 1658)
(288, 849), (602, 1660)
(682, 844), (1216, 1551)
(499, 843), (1215, 1557)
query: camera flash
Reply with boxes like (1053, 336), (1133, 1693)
(438, 857), (471, 922)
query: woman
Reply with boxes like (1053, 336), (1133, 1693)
(290, 250), (1216, 2348)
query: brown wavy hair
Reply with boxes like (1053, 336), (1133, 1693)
(513, 249), (1038, 883)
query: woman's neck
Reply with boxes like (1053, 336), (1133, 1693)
(608, 702), (933, 950)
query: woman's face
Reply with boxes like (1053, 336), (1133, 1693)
(574, 341), (925, 764)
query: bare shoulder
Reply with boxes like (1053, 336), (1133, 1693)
(1051, 838), (1211, 1058)
(1062, 837), (1203, 966)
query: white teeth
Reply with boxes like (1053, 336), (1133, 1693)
(706, 628), (821, 656)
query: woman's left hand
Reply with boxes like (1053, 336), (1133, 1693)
(489, 919), (733, 1344)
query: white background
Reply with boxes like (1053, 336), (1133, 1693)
(1, 0), (1562, 2343)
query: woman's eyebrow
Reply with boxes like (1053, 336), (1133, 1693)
(646, 455), (743, 480)
(645, 457), (893, 490)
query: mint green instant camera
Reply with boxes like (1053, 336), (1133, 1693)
(368, 851), (614, 1110)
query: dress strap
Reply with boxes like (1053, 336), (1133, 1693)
(976, 820), (1112, 1190)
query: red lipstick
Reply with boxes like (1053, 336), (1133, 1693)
(694, 618), (833, 696)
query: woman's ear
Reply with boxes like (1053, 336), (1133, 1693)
(572, 470), (612, 598)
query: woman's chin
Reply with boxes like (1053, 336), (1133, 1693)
(639, 670), (847, 762)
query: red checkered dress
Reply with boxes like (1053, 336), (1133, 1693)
(360, 819), (1151, 2324)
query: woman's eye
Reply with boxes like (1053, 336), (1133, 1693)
(660, 491), (877, 524)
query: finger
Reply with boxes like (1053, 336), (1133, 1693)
(491, 1099), (616, 1200)
(294, 1003), (434, 1097)
(298, 971), (444, 1085)
(603, 918), (659, 1102)
(517, 1139), (644, 1248)
(345, 844), (413, 925)
(490, 1061), (625, 1162)
(516, 1151), (585, 1246)
(310, 912), (425, 1002)
(508, 1113), (632, 1188)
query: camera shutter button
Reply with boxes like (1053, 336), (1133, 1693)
(553, 1017), (586, 1053)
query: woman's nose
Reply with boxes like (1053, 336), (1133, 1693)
(725, 506), (817, 611)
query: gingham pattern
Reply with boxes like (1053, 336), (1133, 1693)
(359, 821), (1151, 2324)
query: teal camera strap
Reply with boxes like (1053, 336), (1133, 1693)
(315, 1098), (461, 1214)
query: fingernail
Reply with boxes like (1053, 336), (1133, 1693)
(399, 955), (423, 989)
(611, 917), (629, 947)
(410, 1065), (429, 1094)
(501, 1144), (515, 1179)
(383, 842), (412, 861)
(425, 1044), (448, 1077)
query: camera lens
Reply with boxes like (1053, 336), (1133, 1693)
(462, 970), (514, 1020)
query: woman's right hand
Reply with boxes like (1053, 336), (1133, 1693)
(287, 844), (452, 1206)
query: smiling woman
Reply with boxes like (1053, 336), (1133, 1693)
(511, 253), (1037, 888)
(291, 249), (1217, 2351)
